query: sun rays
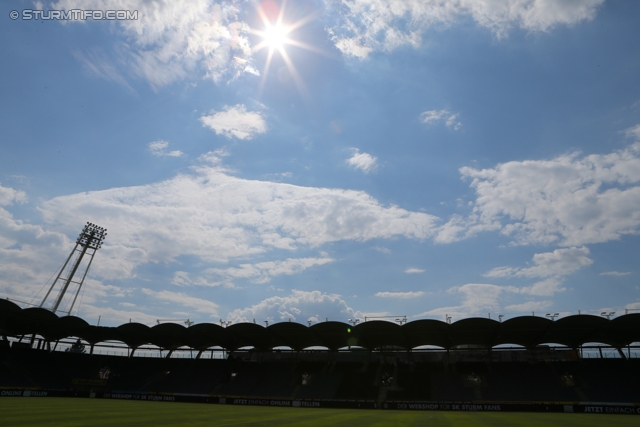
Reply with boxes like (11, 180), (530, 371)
(251, 0), (320, 98)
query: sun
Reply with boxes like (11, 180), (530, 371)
(252, 6), (297, 58)
(250, 0), (320, 97)
(262, 23), (290, 50)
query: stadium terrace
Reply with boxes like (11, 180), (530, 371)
(2, 299), (640, 415)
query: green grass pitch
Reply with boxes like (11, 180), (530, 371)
(0, 398), (637, 426)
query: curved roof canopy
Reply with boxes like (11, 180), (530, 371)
(116, 323), (151, 349)
(403, 319), (450, 349)
(186, 323), (228, 350)
(268, 322), (317, 350)
(1, 304), (638, 351)
(494, 316), (552, 348)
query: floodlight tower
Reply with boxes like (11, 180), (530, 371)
(39, 222), (107, 315)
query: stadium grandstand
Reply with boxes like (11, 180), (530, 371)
(2, 298), (640, 415)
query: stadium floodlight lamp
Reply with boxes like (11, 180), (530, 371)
(348, 318), (360, 326)
(545, 313), (560, 321)
(264, 320), (269, 327)
(600, 311), (615, 320)
(307, 320), (313, 326)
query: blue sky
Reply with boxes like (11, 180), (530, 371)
(1, 0), (639, 327)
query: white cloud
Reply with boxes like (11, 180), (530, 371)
(72, 48), (135, 92)
(36, 152), (439, 278)
(0, 194), (74, 303)
(200, 104), (267, 140)
(625, 124), (640, 139)
(148, 140), (184, 157)
(485, 247), (593, 278)
(0, 184), (27, 206)
(347, 149), (378, 174)
(205, 256), (335, 286)
(227, 290), (361, 324)
(75, 279), (130, 304)
(141, 288), (219, 317)
(437, 142), (640, 246)
(331, 36), (373, 59)
(0, 195), (139, 320)
(172, 271), (217, 287)
(404, 268), (425, 274)
(420, 109), (461, 130)
(452, 283), (505, 313)
(53, 0), (606, 82)
(76, 303), (158, 327)
(420, 283), (508, 319)
(504, 300), (552, 313)
(148, 140), (183, 157)
(375, 291), (425, 299)
(418, 279), (566, 319)
(54, 0), (254, 87)
(625, 302), (640, 312)
(520, 278), (565, 297)
(329, 0), (604, 58)
(483, 248), (589, 298)
(373, 246), (391, 254)
(600, 271), (632, 277)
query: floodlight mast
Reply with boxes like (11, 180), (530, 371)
(39, 222), (107, 315)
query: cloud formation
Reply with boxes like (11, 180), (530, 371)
(347, 149), (378, 173)
(437, 142), (640, 246)
(55, 0), (254, 86)
(72, 48), (135, 92)
(504, 300), (552, 313)
(375, 291), (425, 299)
(484, 247), (593, 279)
(55, 0), (606, 82)
(420, 282), (556, 320)
(37, 152), (439, 279)
(200, 105), (267, 140)
(420, 110), (461, 130)
(227, 290), (360, 324)
(0, 184), (27, 206)
(141, 288), (219, 317)
(148, 140), (184, 157)
(404, 268), (425, 274)
(328, 0), (604, 58)
(0, 188), (73, 302)
(420, 283), (509, 319)
(600, 271), (632, 277)
(420, 247), (594, 318)
(202, 256), (334, 286)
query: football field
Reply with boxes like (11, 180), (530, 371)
(0, 398), (637, 426)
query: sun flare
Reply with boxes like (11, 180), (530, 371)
(263, 23), (289, 50)
(251, 1), (322, 98)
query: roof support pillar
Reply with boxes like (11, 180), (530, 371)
(616, 347), (627, 360)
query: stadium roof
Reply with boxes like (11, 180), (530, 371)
(1, 303), (639, 351)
